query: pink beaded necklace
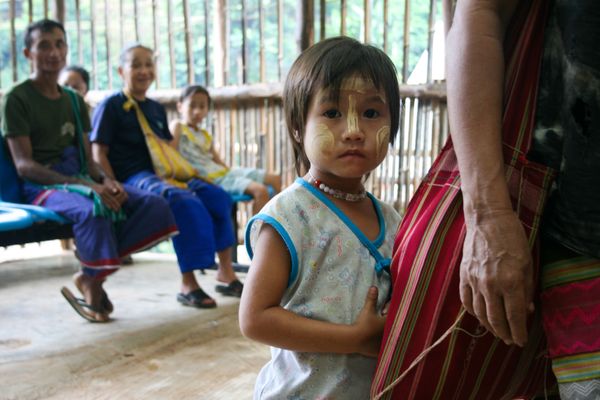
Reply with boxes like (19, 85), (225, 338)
(306, 172), (367, 202)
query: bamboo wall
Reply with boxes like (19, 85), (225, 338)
(2, 0), (448, 228)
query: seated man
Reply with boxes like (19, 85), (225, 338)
(0, 19), (178, 323)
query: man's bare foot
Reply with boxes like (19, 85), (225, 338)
(73, 272), (110, 321)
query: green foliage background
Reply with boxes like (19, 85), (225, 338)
(0, 0), (442, 90)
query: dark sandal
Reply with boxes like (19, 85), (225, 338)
(61, 287), (110, 323)
(215, 279), (243, 298)
(177, 288), (217, 308)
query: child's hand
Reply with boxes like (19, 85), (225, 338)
(353, 286), (386, 358)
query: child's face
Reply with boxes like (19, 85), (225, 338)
(303, 75), (391, 180)
(59, 70), (88, 96)
(118, 47), (155, 95)
(178, 92), (209, 127)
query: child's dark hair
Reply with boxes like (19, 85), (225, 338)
(119, 42), (155, 66)
(63, 65), (90, 89)
(24, 19), (66, 50)
(179, 85), (211, 104)
(283, 36), (401, 175)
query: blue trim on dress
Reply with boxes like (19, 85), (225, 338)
(297, 178), (390, 275)
(246, 214), (299, 287)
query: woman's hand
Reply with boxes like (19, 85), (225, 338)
(459, 209), (534, 347)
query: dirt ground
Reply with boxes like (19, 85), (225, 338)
(0, 246), (270, 400)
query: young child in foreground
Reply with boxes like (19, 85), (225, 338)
(238, 36), (402, 399)
(170, 85), (282, 214)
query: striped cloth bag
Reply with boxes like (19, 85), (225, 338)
(371, 1), (557, 399)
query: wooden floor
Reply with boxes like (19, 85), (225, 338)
(0, 245), (269, 400)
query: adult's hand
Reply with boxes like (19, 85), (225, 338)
(102, 177), (129, 205)
(90, 182), (123, 212)
(353, 286), (386, 357)
(459, 210), (534, 347)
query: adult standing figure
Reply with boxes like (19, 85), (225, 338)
(448, 1), (600, 397)
(0, 19), (178, 323)
(372, 0), (599, 398)
(90, 44), (243, 309)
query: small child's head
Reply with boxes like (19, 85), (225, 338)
(283, 36), (400, 176)
(118, 43), (155, 95)
(59, 65), (90, 96)
(177, 85), (211, 127)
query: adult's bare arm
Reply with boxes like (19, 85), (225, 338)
(8, 136), (122, 211)
(446, 0), (533, 347)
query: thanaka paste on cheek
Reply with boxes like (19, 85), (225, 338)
(309, 123), (335, 156)
(376, 126), (391, 158)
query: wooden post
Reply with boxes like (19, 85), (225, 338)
(364, 0), (371, 43)
(90, 0), (98, 89)
(167, 0), (176, 88)
(259, 0), (265, 82)
(383, 0), (388, 52)
(296, 0), (314, 52)
(213, 0), (228, 87)
(402, 0), (410, 83)
(10, 0), (17, 82)
(152, 0), (159, 87)
(241, 0), (247, 83)
(134, 0), (140, 42)
(340, 0), (346, 36)
(277, 0), (283, 80)
(427, 0), (436, 83)
(204, 0), (210, 86)
(319, 0), (325, 40)
(53, 0), (65, 23)
(75, 0), (82, 64)
(104, 0), (112, 89)
(183, 0), (194, 84)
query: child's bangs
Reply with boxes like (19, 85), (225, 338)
(312, 45), (386, 104)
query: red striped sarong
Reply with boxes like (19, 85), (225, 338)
(371, 1), (557, 399)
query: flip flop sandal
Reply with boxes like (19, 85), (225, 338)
(177, 288), (217, 309)
(60, 287), (110, 323)
(215, 279), (244, 298)
(74, 278), (113, 314)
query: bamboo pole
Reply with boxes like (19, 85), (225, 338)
(340, 0), (346, 36)
(75, 0), (82, 65)
(213, 0), (227, 86)
(296, 0), (314, 52)
(277, 0), (283, 81)
(364, 0), (370, 43)
(183, 0), (194, 83)
(119, 0), (124, 46)
(90, 0), (98, 89)
(44, 0), (49, 18)
(427, 0), (436, 83)
(167, 0), (176, 88)
(204, 0), (210, 86)
(54, 0), (65, 23)
(320, 0), (325, 40)
(134, 0), (140, 42)
(241, 0), (247, 84)
(383, 0), (388, 52)
(402, 0), (410, 83)
(104, 0), (112, 89)
(10, 0), (17, 82)
(259, 0), (265, 82)
(152, 0), (159, 87)
(28, 0), (33, 22)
